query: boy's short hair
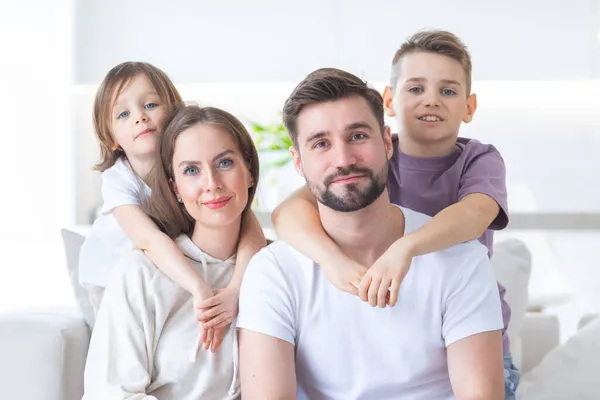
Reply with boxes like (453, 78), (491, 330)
(390, 30), (472, 95)
(283, 68), (385, 149)
(93, 62), (184, 172)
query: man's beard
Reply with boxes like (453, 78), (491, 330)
(307, 165), (387, 212)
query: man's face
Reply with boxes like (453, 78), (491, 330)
(291, 95), (393, 212)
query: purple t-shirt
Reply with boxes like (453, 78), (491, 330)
(387, 136), (511, 354)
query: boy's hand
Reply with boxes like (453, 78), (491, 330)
(197, 286), (240, 330)
(321, 255), (367, 296)
(358, 240), (414, 307)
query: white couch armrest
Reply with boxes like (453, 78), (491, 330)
(520, 312), (560, 375)
(0, 307), (90, 400)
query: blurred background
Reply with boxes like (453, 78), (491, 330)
(1, 0), (599, 342)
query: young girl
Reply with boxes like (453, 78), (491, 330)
(79, 62), (265, 351)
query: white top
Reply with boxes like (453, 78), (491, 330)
(237, 206), (503, 400)
(79, 157), (151, 288)
(83, 235), (240, 400)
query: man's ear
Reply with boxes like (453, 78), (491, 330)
(463, 93), (477, 123)
(382, 86), (396, 117)
(383, 126), (394, 160)
(290, 146), (304, 178)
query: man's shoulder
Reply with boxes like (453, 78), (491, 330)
(250, 240), (312, 271)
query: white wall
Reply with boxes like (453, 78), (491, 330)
(75, 0), (600, 83)
(0, 0), (75, 311)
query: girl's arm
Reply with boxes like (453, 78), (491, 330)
(113, 204), (213, 299)
(271, 185), (366, 295)
(198, 210), (267, 330)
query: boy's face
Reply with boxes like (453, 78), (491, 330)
(386, 52), (476, 145)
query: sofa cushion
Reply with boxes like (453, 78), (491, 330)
(491, 238), (532, 368)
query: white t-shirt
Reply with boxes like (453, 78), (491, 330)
(83, 235), (240, 400)
(79, 157), (151, 288)
(237, 206), (503, 400)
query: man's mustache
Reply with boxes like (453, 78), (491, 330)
(324, 166), (374, 187)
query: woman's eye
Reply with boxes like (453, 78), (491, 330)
(184, 167), (199, 176)
(219, 159), (233, 168)
(118, 110), (130, 119)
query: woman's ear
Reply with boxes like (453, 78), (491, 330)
(170, 178), (181, 202)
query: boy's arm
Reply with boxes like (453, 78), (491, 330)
(113, 205), (212, 298)
(360, 193), (500, 307)
(271, 185), (366, 294)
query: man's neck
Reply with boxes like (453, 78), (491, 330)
(397, 132), (457, 158)
(318, 192), (405, 267)
(191, 217), (241, 262)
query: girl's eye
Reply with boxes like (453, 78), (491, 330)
(408, 87), (422, 93)
(145, 103), (158, 110)
(219, 159), (233, 168)
(118, 110), (130, 119)
(184, 167), (199, 176)
(442, 88), (457, 96)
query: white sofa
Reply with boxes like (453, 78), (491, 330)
(0, 231), (571, 400)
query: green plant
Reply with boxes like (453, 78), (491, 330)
(248, 118), (293, 172)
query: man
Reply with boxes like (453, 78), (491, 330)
(237, 67), (504, 399)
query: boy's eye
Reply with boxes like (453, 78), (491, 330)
(408, 87), (423, 93)
(184, 167), (199, 176)
(145, 103), (158, 110)
(219, 159), (233, 168)
(118, 110), (130, 119)
(442, 89), (457, 96)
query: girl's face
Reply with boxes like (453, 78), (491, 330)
(110, 74), (168, 161)
(171, 123), (253, 230)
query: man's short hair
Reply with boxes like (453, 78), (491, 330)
(283, 68), (385, 149)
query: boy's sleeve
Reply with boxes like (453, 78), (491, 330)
(100, 164), (142, 214)
(236, 247), (297, 345)
(458, 146), (508, 230)
(442, 244), (504, 347)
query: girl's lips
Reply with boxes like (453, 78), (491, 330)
(136, 128), (155, 139)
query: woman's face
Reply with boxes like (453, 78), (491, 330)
(171, 123), (253, 229)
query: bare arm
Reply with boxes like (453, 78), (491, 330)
(399, 193), (500, 258)
(113, 205), (210, 297)
(272, 186), (365, 293)
(239, 329), (297, 400)
(229, 210), (267, 290)
(447, 330), (504, 400)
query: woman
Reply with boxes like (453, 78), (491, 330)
(83, 105), (263, 400)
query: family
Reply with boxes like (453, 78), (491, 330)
(79, 29), (516, 400)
